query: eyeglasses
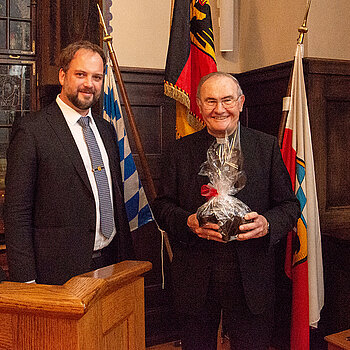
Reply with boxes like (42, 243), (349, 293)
(201, 96), (242, 110)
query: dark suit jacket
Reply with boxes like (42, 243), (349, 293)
(152, 126), (300, 315)
(4, 102), (134, 285)
(0, 266), (6, 282)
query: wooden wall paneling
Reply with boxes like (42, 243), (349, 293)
(59, 0), (101, 49)
(37, 0), (103, 105)
(37, 0), (61, 89)
(326, 100), (350, 207)
(236, 61), (293, 136)
(118, 68), (176, 195)
(306, 59), (350, 240)
(321, 235), (350, 336)
(238, 58), (350, 240)
(119, 67), (178, 346)
(306, 61), (350, 337)
(239, 58), (350, 342)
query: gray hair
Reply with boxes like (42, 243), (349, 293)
(196, 71), (243, 99)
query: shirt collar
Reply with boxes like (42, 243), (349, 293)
(215, 123), (239, 144)
(56, 95), (92, 125)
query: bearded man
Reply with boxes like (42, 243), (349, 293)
(4, 41), (134, 285)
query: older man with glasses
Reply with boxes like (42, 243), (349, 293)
(152, 72), (300, 350)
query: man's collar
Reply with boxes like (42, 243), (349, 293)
(56, 95), (92, 125)
(214, 126), (238, 144)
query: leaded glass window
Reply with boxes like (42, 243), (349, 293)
(0, 0), (34, 54)
(0, 62), (33, 189)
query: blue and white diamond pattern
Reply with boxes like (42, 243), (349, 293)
(103, 61), (154, 231)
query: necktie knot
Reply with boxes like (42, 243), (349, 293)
(78, 116), (90, 129)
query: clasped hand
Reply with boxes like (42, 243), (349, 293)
(187, 212), (269, 242)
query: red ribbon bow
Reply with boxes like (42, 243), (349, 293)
(201, 184), (218, 200)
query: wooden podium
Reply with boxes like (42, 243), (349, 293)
(0, 260), (152, 350)
(325, 329), (350, 350)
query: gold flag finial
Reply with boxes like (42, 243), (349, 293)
(297, 0), (311, 44)
(97, 4), (113, 43)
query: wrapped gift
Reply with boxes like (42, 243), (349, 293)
(197, 131), (252, 242)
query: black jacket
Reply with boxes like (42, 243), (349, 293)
(4, 102), (133, 285)
(152, 127), (300, 315)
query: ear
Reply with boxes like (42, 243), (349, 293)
(196, 97), (203, 113)
(238, 94), (245, 112)
(58, 68), (65, 87)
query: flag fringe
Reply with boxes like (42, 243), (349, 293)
(165, 81), (206, 135)
(164, 81), (190, 109)
(175, 109), (205, 139)
(187, 111), (205, 131)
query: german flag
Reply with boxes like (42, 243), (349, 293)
(164, 0), (217, 138)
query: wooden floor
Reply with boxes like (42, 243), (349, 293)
(147, 339), (230, 350)
(146, 325), (329, 350)
(146, 341), (182, 350)
(147, 338), (328, 350)
(147, 340), (281, 350)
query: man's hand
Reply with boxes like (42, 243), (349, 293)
(237, 212), (269, 241)
(187, 214), (224, 242)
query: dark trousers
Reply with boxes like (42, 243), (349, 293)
(179, 247), (274, 350)
(90, 246), (115, 271)
(0, 266), (7, 282)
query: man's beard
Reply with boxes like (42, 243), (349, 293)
(68, 88), (100, 111)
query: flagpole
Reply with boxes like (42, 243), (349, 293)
(278, 0), (311, 147)
(170, 0), (175, 27)
(97, 5), (173, 261)
(97, 5), (155, 198)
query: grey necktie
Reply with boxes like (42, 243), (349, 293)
(78, 116), (114, 239)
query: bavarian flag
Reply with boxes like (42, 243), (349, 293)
(280, 43), (324, 350)
(103, 60), (154, 232)
(164, 0), (217, 138)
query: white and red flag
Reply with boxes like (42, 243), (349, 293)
(280, 43), (324, 350)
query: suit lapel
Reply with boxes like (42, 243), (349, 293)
(194, 129), (216, 190)
(240, 126), (257, 178)
(238, 126), (259, 202)
(45, 102), (92, 192)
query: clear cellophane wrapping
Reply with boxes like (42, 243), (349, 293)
(197, 130), (252, 242)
